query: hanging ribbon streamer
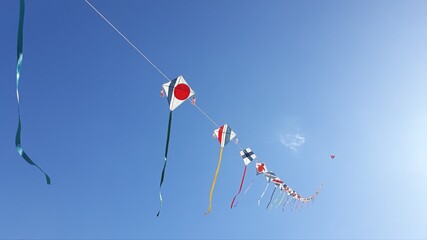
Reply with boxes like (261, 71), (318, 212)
(272, 191), (280, 208)
(15, 0), (51, 185)
(157, 111), (172, 217)
(282, 195), (290, 211)
(243, 177), (254, 195)
(266, 187), (277, 210)
(277, 189), (286, 207)
(258, 183), (269, 206)
(230, 165), (247, 208)
(206, 147), (224, 215)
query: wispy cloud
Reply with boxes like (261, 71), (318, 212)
(280, 133), (305, 152)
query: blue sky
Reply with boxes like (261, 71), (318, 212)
(1, 0), (427, 239)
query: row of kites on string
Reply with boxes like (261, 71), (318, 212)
(12, 0), (330, 217)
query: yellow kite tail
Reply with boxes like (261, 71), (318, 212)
(205, 147), (224, 215)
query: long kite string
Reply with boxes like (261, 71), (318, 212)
(230, 165), (247, 209)
(83, 0), (169, 81)
(15, 0), (51, 185)
(205, 147), (224, 215)
(157, 111), (173, 217)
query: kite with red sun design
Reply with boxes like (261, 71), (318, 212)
(157, 75), (194, 217)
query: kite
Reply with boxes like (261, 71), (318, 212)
(230, 148), (256, 209)
(258, 167), (277, 206)
(206, 124), (236, 214)
(82, 0), (325, 215)
(266, 177), (283, 209)
(276, 183), (288, 207)
(244, 162), (267, 205)
(15, 0), (51, 184)
(330, 154), (335, 159)
(256, 162), (268, 175)
(157, 75), (194, 217)
(240, 162), (267, 196)
(252, 161), (322, 211)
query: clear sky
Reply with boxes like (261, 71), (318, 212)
(1, 0), (427, 239)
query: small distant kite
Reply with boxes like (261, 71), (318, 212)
(330, 154), (335, 159)
(252, 162), (322, 211)
(230, 148), (256, 208)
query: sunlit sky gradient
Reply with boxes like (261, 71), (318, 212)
(1, 1), (426, 239)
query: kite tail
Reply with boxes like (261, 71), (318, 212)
(230, 165), (247, 209)
(277, 190), (286, 207)
(266, 187), (276, 210)
(243, 176), (255, 195)
(157, 111), (173, 217)
(293, 201), (301, 211)
(282, 195), (290, 212)
(282, 184), (322, 208)
(290, 199), (297, 211)
(15, 0), (51, 185)
(258, 183), (269, 206)
(205, 147), (224, 215)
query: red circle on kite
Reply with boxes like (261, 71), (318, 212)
(174, 83), (190, 100)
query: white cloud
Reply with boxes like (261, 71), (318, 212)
(280, 133), (305, 152)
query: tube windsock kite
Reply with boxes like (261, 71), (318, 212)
(157, 75), (194, 217)
(206, 124), (236, 214)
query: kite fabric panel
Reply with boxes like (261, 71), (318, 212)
(206, 124), (236, 214)
(157, 75), (194, 217)
(256, 162), (268, 175)
(162, 75), (194, 111)
(15, 0), (51, 185)
(240, 148), (256, 166)
(213, 124), (236, 148)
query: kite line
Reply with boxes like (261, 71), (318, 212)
(84, 0), (220, 128)
(84, 0), (169, 81)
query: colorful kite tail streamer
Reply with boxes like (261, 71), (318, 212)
(205, 147), (224, 215)
(258, 183), (269, 206)
(157, 111), (173, 217)
(16, 119), (51, 184)
(282, 195), (290, 212)
(293, 201), (301, 211)
(15, 0), (51, 185)
(243, 177), (254, 196)
(266, 187), (276, 210)
(277, 190), (286, 207)
(230, 165), (247, 209)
